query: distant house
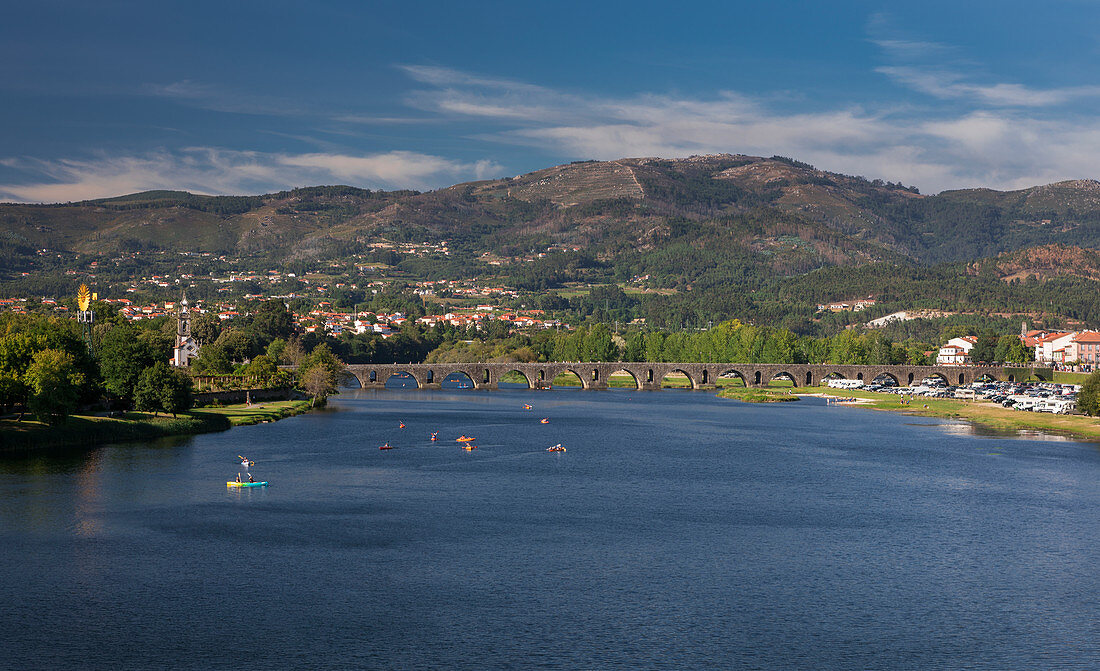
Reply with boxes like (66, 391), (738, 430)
(936, 336), (977, 365)
(1067, 331), (1100, 368)
(1034, 332), (1075, 363)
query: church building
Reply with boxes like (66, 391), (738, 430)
(172, 293), (201, 367)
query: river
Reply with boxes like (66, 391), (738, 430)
(1, 388), (1098, 670)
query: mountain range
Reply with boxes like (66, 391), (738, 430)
(5, 154), (1100, 272)
(8, 153), (1100, 332)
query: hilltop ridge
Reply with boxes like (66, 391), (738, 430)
(4, 154), (1100, 273)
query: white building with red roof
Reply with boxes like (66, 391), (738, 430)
(936, 336), (977, 365)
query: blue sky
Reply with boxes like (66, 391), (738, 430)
(3, 0), (1100, 201)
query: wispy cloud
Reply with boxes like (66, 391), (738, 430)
(0, 148), (502, 202)
(868, 18), (1100, 108)
(400, 65), (1100, 193)
(147, 79), (434, 126)
(876, 66), (1100, 107)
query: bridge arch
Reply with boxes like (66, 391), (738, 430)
(870, 372), (901, 387)
(441, 371), (475, 389)
(608, 368), (641, 390)
(385, 370), (420, 389)
(339, 371), (363, 389)
(550, 368), (588, 390)
(717, 369), (748, 387)
(921, 371), (949, 385)
(768, 371), (796, 387)
(498, 368), (533, 389)
(661, 368), (696, 389)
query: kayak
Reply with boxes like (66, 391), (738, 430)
(227, 481), (268, 488)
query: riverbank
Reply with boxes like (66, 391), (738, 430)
(717, 387), (799, 403)
(793, 387), (1100, 442)
(0, 399), (315, 454)
(193, 399), (315, 427)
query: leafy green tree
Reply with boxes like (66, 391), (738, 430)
(829, 329), (867, 364)
(265, 338), (287, 364)
(969, 332), (999, 364)
(98, 324), (169, 405)
(582, 323), (619, 361)
(191, 343), (232, 374)
(191, 312), (222, 346)
(297, 343), (343, 406)
(1077, 369), (1100, 416)
(25, 349), (84, 424)
(214, 328), (255, 364)
(0, 372), (25, 415)
(251, 300), (295, 341)
(160, 367), (194, 417)
(133, 362), (193, 417)
(622, 331), (646, 361)
(244, 354), (278, 385)
(134, 363), (169, 416)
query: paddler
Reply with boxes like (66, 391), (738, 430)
(237, 455), (254, 480)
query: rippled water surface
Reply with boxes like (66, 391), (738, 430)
(2, 389), (1099, 670)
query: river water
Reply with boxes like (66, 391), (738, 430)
(1, 388), (1098, 670)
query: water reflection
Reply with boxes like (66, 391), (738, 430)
(931, 420), (1082, 442)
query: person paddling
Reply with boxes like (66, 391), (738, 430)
(237, 455), (254, 481)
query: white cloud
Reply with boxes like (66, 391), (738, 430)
(876, 66), (1100, 107)
(400, 65), (1100, 193)
(0, 148), (502, 203)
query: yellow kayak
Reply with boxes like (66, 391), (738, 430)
(227, 481), (268, 488)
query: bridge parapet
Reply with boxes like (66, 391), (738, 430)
(335, 362), (1040, 391)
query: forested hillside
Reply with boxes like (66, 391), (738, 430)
(6, 154), (1100, 334)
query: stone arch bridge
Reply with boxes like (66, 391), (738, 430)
(339, 362), (1051, 391)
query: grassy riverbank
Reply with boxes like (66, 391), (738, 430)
(794, 387), (1100, 441)
(193, 399), (314, 426)
(0, 411), (230, 453)
(717, 387), (799, 403)
(0, 400), (315, 453)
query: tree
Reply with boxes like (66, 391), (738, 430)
(266, 338), (287, 364)
(969, 332), (999, 364)
(0, 372), (25, 416)
(244, 354), (278, 385)
(214, 328), (255, 364)
(160, 367), (194, 417)
(284, 336), (307, 366)
(25, 349), (84, 424)
(582, 323), (619, 361)
(1078, 370), (1100, 417)
(98, 325), (168, 405)
(300, 366), (333, 407)
(297, 343), (343, 406)
(192, 312), (222, 346)
(251, 300), (295, 341)
(133, 362), (194, 417)
(191, 343), (232, 374)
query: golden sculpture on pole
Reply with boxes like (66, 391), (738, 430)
(76, 283), (95, 351)
(77, 283), (91, 312)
